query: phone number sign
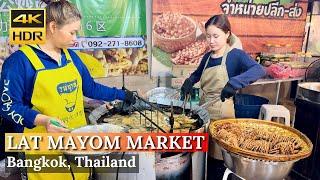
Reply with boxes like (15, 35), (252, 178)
(70, 37), (145, 50)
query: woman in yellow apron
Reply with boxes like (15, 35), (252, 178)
(181, 14), (266, 178)
(0, 0), (135, 179)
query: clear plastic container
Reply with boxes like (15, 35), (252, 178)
(284, 44), (292, 54)
(273, 44), (282, 54)
(264, 43), (273, 55)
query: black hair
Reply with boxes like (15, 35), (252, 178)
(205, 14), (231, 34)
(40, 0), (81, 27)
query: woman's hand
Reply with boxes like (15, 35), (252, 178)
(45, 118), (70, 133)
(119, 90), (137, 115)
(34, 114), (70, 133)
(124, 90), (136, 105)
(220, 83), (237, 102)
(181, 78), (193, 97)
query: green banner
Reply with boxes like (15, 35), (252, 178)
(0, 0), (146, 38)
(71, 0), (146, 37)
(0, 0), (148, 77)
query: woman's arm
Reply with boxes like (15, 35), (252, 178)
(69, 50), (126, 101)
(228, 50), (266, 89)
(0, 53), (39, 129)
(0, 52), (70, 133)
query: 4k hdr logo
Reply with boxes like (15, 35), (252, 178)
(9, 9), (46, 44)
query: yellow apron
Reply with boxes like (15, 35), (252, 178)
(199, 46), (235, 159)
(20, 45), (89, 180)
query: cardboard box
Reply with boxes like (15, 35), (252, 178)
(172, 64), (198, 78)
(171, 77), (200, 88)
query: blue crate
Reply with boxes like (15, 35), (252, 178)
(234, 94), (269, 119)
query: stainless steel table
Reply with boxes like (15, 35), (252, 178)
(250, 77), (304, 104)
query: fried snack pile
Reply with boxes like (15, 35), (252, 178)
(214, 122), (305, 155)
(103, 112), (197, 133)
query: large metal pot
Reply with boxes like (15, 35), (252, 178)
(96, 152), (156, 180)
(221, 148), (297, 180)
(147, 87), (207, 180)
(156, 152), (191, 180)
(191, 125), (206, 180)
(298, 82), (320, 103)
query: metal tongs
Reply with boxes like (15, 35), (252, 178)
(182, 94), (191, 115)
(169, 101), (174, 133)
(189, 96), (220, 120)
(198, 96), (220, 109)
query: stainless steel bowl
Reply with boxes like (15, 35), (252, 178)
(63, 124), (127, 165)
(221, 148), (297, 180)
(146, 87), (179, 101)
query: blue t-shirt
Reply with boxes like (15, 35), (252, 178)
(189, 48), (266, 89)
(0, 46), (125, 133)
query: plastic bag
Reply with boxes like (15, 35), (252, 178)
(266, 64), (291, 79)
